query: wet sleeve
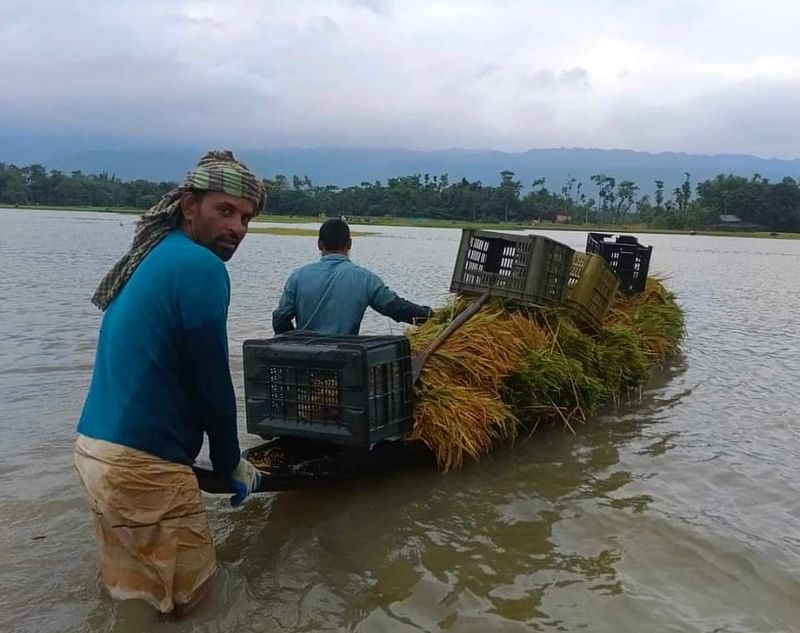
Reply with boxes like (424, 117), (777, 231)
(179, 260), (241, 475)
(272, 272), (297, 334)
(366, 270), (433, 325)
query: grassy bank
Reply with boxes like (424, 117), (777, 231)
(0, 203), (142, 213)
(250, 214), (800, 239)
(4, 204), (798, 239)
(249, 226), (377, 237)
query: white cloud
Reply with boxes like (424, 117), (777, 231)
(1, 0), (799, 157)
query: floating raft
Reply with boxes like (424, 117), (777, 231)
(192, 276), (684, 491)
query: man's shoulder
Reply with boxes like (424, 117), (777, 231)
(298, 257), (373, 278)
(287, 260), (317, 281)
(324, 256), (372, 275)
(154, 231), (226, 273)
(293, 259), (323, 273)
(344, 260), (380, 281)
(291, 257), (342, 277)
(137, 232), (228, 303)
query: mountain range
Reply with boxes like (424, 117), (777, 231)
(18, 147), (800, 193)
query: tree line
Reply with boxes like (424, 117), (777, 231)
(2, 162), (799, 231)
(0, 163), (174, 210)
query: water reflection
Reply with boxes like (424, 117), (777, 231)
(158, 360), (690, 632)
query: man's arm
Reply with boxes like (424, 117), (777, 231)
(272, 274), (297, 334)
(180, 260), (240, 475)
(367, 271), (433, 325)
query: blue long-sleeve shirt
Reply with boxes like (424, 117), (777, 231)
(272, 254), (431, 335)
(77, 230), (240, 475)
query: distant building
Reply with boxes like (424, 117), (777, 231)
(555, 214), (572, 224)
(714, 213), (766, 231)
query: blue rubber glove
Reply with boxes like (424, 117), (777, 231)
(230, 459), (261, 507)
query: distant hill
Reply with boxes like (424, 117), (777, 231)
(41, 147), (800, 193)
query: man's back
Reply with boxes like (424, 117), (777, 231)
(272, 218), (432, 336)
(275, 254), (380, 335)
(78, 230), (239, 471)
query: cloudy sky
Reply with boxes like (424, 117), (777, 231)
(2, 0), (799, 158)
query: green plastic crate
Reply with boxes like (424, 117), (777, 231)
(565, 252), (619, 331)
(450, 229), (574, 306)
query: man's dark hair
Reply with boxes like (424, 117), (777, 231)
(184, 188), (208, 206)
(318, 218), (351, 251)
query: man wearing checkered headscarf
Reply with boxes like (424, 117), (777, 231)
(92, 150), (267, 310)
(74, 151), (266, 616)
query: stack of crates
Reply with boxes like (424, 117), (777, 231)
(450, 229), (574, 306)
(243, 334), (413, 448)
(586, 233), (652, 294)
(565, 252), (619, 331)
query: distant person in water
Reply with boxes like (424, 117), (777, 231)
(272, 218), (433, 335)
(74, 151), (265, 617)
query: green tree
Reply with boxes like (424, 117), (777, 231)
(498, 170), (522, 222)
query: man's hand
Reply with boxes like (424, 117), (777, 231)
(230, 459), (261, 507)
(414, 307), (434, 325)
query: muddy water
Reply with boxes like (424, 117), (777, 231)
(1, 209), (799, 632)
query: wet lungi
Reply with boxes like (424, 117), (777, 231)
(74, 434), (216, 613)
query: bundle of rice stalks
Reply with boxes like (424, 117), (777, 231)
(605, 277), (685, 361)
(409, 304), (539, 391)
(410, 384), (517, 472)
(406, 276), (684, 471)
(406, 300), (548, 471)
(595, 326), (650, 396)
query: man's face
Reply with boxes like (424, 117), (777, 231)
(180, 191), (256, 261)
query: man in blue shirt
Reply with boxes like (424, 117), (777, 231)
(74, 151), (264, 616)
(273, 218), (433, 335)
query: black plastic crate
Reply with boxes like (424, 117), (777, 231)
(586, 232), (652, 294)
(450, 229), (574, 306)
(243, 334), (413, 448)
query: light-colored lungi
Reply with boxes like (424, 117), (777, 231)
(74, 435), (216, 613)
